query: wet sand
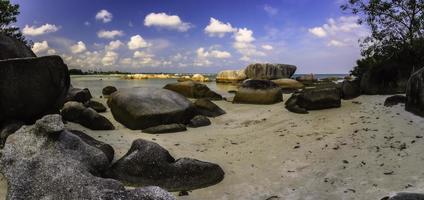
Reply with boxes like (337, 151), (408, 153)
(2, 94), (424, 199)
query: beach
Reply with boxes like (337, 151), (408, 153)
(1, 91), (421, 199)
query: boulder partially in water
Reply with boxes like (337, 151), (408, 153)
(233, 79), (282, 104)
(215, 70), (247, 83)
(0, 115), (175, 200)
(102, 86), (117, 96)
(109, 88), (196, 130)
(164, 81), (222, 100)
(0, 33), (35, 59)
(0, 56), (70, 123)
(105, 139), (225, 192)
(245, 63), (297, 80)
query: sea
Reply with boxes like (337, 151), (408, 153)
(71, 74), (347, 98)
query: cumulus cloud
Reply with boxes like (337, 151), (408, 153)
(262, 45), (273, 50)
(97, 30), (124, 39)
(233, 28), (264, 61)
(32, 41), (49, 54)
(127, 35), (150, 50)
(234, 28), (255, 43)
(102, 51), (119, 66)
(308, 16), (368, 47)
(70, 41), (87, 54)
(105, 40), (123, 51)
(22, 24), (59, 36)
(196, 47), (231, 59)
(96, 9), (113, 23)
(264, 5), (278, 16)
(144, 12), (192, 32)
(204, 18), (236, 37)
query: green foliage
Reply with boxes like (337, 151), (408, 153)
(342, 0), (424, 78)
(0, 0), (30, 46)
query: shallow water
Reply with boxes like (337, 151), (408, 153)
(70, 75), (239, 98)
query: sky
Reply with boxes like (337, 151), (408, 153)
(10, 0), (370, 74)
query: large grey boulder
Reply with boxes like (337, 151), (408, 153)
(381, 193), (424, 200)
(61, 101), (114, 130)
(194, 99), (226, 117)
(65, 86), (93, 103)
(245, 63), (297, 80)
(215, 69), (247, 83)
(0, 33), (35, 59)
(109, 88), (197, 130)
(105, 139), (225, 192)
(406, 67), (424, 116)
(0, 115), (175, 200)
(285, 87), (341, 113)
(164, 81), (222, 100)
(0, 56), (70, 123)
(341, 79), (361, 100)
(233, 79), (283, 104)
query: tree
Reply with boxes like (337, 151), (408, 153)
(342, 0), (424, 77)
(0, 0), (29, 46)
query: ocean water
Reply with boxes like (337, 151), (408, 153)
(70, 74), (347, 98)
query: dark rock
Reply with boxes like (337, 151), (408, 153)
(0, 33), (36, 59)
(245, 63), (297, 80)
(109, 88), (196, 130)
(102, 86), (118, 96)
(341, 79), (361, 100)
(381, 193), (424, 200)
(65, 86), (93, 103)
(0, 115), (175, 200)
(105, 139), (225, 191)
(233, 79), (282, 104)
(164, 81), (222, 100)
(0, 56), (70, 123)
(216, 70), (247, 83)
(61, 101), (114, 130)
(194, 99), (226, 117)
(189, 115), (211, 128)
(296, 87), (341, 110)
(84, 100), (107, 113)
(0, 120), (24, 148)
(384, 95), (407, 107)
(406, 67), (424, 116)
(70, 130), (115, 163)
(360, 64), (409, 95)
(142, 124), (187, 134)
(285, 94), (308, 114)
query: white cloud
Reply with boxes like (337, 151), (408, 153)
(102, 51), (119, 66)
(233, 28), (264, 61)
(196, 47), (231, 59)
(84, 21), (91, 26)
(309, 27), (327, 38)
(70, 41), (87, 54)
(127, 35), (150, 50)
(144, 12), (192, 32)
(22, 24), (59, 36)
(97, 30), (124, 39)
(105, 40), (123, 51)
(32, 41), (49, 54)
(96, 9), (113, 23)
(234, 28), (255, 43)
(264, 5), (278, 16)
(204, 18), (236, 37)
(262, 45), (273, 50)
(47, 49), (56, 55)
(328, 40), (346, 47)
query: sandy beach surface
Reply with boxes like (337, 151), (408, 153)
(1, 94), (424, 200)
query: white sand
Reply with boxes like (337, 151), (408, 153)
(2, 94), (424, 199)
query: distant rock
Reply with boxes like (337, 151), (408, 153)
(381, 193), (424, 200)
(271, 78), (304, 92)
(189, 115), (211, 128)
(191, 74), (210, 82)
(105, 139), (225, 192)
(360, 64), (409, 95)
(285, 87), (341, 113)
(109, 88), (196, 130)
(0, 115), (175, 200)
(245, 63), (297, 80)
(233, 79), (282, 104)
(84, 100), (107, 113)
(215, 70), (247, 83)
(61, 101), (114, 130)
(0, 56), (70, 123)
(102, 86), (117, 96)
(296, 74), (318, 83)
(0, 33), (36, 59)
(341, 79), (361, 100)
(142, 124), (187, 134)
(194, 99), (226, 117)
(65, 86), (93, 103)
(384, 95), (407, 107)
(406, 67), (424, 116)
(164, 81), (222, 100)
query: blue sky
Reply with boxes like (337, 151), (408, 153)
(11, 0), (369, 73)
